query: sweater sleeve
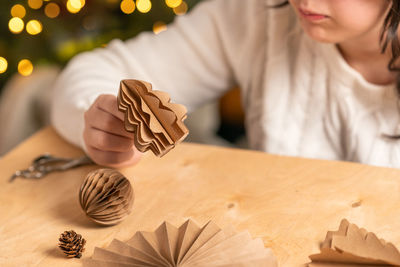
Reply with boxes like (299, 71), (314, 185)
(50, 0), (255, 150)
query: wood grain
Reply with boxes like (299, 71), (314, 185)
(1, 127), (400, 266)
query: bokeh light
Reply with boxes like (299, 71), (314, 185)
(26, 20), (42, 35)
(66, 0), (85, 13)
(5, 0), (195, 79)
(44, 3), (60, 18)
(173, 1), (188, 15)
(165, 0), (181, 8)
(70, 0), (85, 9)
(11, 4), (26, 18)
(82, 16), (98, 30)
(9, 17), (24, 34)
(120, 0), (135, 14)
(66, 1), (80, 13)
(153, 21), (167, 34)
(18, 59), (33, 76)
(136, 0), (151, 13)
(0, 57), (8, 74)
(28, 0), (43, 10)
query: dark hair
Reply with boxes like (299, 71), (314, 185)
(382, 1), (400, 138)
(275, 1), (400, 138)
(381, 1), (400, 90)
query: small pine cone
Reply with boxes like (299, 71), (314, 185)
(58, 230), (86, 258)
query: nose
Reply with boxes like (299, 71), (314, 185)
(297, 0), (323, 12)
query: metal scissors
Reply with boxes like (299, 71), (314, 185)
(9, 154), (94, 182)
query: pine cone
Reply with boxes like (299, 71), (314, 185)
(58, 230), (86, 258)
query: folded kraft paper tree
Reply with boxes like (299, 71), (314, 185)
(118, 79), (189, 157)
(84, 219), (277, 266)
(309, 219), (400, 266)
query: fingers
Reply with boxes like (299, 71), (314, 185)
(95, 94), (125, 121)
(85, 105), (132, 139)
(86, 145), (142, 168)
(83, 94), (143, 167)
(84, 126), (134, 152)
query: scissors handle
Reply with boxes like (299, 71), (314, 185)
(9, 154), (94, 182)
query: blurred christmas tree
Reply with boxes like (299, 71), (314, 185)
(0, 0), (201, 90)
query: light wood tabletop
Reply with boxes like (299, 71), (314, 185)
(1, 127), (400, 267)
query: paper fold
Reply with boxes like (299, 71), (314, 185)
(309, 219), (400, 266)
(118, 79), (189, 157)
(84, 219), (277, 267)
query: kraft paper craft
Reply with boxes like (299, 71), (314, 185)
(308, 219), (400, 266)
(79, 169), (134, 226)
(83, 219), (277, 267)
(117, 79), (189, 157)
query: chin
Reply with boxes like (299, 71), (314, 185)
(302, 25), (338, 43)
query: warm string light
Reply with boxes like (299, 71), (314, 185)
(66, 0), (85, 13)
(136, 0), (151, 13)
(18, 59), (33, 76)
(28, 0), (43, 10)
(26, 20), (42, 35)
(153, 21), (167, 34)
(0, 57), (8, 74)
(120, 0), (135, 14)
(173, 1), (188, 15)
(6, 0), (187, 78)
(7, 4), (41, 77)
(45, 2), (60, 18)
(66, 1), (79, 13)
(11, 4), (26, 18)
(165, 0), (181, 8)
(71, 0), (86, 9)
(9, 17), (24, 34)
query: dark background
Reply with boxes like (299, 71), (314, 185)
(0, 0), (201, 90)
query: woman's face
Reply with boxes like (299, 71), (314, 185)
(288, 0), (391, 44)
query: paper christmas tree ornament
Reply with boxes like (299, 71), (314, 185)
(84, 219), (277, 266)
(309, 219), (400, 266)
(118, 79), (189, 157)
(79, 168), (134, 226)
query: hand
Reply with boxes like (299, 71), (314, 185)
(83, 94), (142, 167)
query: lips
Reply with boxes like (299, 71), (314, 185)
(298, 8), (328, 21)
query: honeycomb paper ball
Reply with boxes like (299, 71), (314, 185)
(79, 168), (134, 225)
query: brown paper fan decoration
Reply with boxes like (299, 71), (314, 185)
(117, 79), (189, 157)
(308, 219), (400, 267)
(83, 219), (277, 267)
(79, 168), (134, 226)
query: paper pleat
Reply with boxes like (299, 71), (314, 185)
(84, 219), (277, 267)
(117, 79), (188, 157)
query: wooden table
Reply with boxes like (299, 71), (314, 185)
(1, 127), (400, 267)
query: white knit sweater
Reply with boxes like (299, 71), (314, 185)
(51, 0), (400, 168)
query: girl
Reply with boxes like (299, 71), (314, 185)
(51, 0), (400, 168)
